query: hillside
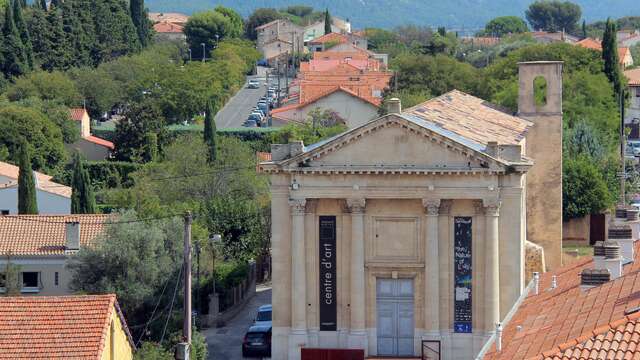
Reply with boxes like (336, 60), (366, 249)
(145, 0), (639, 30)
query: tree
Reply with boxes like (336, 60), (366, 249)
(184, 10), (241, 60)
(2, 257), (22, 296)
(93, 0), (141, 63)
(482, 16), (529, 37)
(13, 0), (32, 68)
(285, 5), (313, 18)
(0, 104), (66, 172)
(70, 153), (96, 214)
(17, 141), (38, 214)
(130, 0), (151, 47)
(563, 156), (612, 218)
(7, 70), (81, 106)
(323, 8), (331, 34)
(42, 4), (72, 71)
(27, 5), (49, 66)
(1, 1), (28, 77)
(203, 98), (217, 163)
(602, 18), (622, 95)
(38, 0), (46, 10)
(113, 100), (166, 162)
(214, 6), (243, 36)
(141, 132), (158, 162)
(581, 20), (587, 38)
(525, 0), (582, 34)
(62, 0), (98, 68)
(245, 8), (282, 40)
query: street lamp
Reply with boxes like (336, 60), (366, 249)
(188, 48), (192, 62)
(210, 234), (222, 294)
(215, 34), (220, 49)
(201, 43), (206, 62)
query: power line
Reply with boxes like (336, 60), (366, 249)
(134, 266), (179, 346)
(161, 260), (184, 344)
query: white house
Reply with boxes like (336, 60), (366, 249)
(0, 161), (71, 215)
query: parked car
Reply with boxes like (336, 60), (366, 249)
(247, 79), (260, 89)
(629, 141), (640, 157)
(252, 108), (266, 117)
(631, 199), (640, 211)
(243, 119), (257, 127)
(250, 112), (264, 122)
(242, 325), (271, 358)
(253, 304), (272, 327)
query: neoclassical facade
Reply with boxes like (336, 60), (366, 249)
(259, 87), (537, 358)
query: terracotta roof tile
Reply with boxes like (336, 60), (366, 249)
(309, 32), (349, 44)
(0, 161), (71, 198)
(84, 135), (115, 150)
(0, 294), (132, 359)
(576, 38), (602, 51)
(0, 214), (111, 256)
(404, 90), (533, 146)
(148, 12), (189, 25)
(69, 108), (87, 121)
(272, 86), (381, 117)
(153, 21), (184, 33)
(484, 241), (640, 360)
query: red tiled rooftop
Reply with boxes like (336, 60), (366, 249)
(0, 161), (71, 198)
(484, 241), (640, 359)
(84, 135), (115, 150)
(0, 294), (132, 359)
(576, 38), (602, 51)
(69, 108), (87, 121)
(309, 32), (349, 44)
(0, 214), (111, 256)
(153, 21), (184, 33)
(626, 68), (640, 86)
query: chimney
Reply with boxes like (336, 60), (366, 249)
(593, 241), (606, 270)
(608, 225), (634, 264)
(532, 272), (540, 295)
(65, 221), (80, 252)
(581, 268), (611, 287)
(486, 141), (499, 157)
(615, 205), (628, 222)
(495, 322), (503, 352)
(387, 98), (401, 114)
(270, 140), (305, 161)
(603, 240), (623, 279)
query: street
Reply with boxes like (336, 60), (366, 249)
(205, 284), (272, 360)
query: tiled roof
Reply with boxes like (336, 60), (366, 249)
(84, 135), (115, 150)
(302, 59), (381, 72)
(0, 215), (110, 256)
(309, 32), (349, 44)
(272, 86), (380, 117)
(0, 294), (133, 359)
(148, 12), (189, 24)
(576, 38), (602, 51)
(313, 50), (371, 61)
(0, 161), (71, 198)
(542, 315), (640, 360)
(69, 108), (87, 121)
(484, 241), (640, 360)
(404, 90), (532, 146)
(256, 152), (272, 162)
(625, 68), (640, 86)
(153, 21), (184, 33)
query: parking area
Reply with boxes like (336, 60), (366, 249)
(204, 284), (271, 359)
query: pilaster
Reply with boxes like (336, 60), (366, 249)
(422, 198), (440, 337)
(483, 198), (501, 333)
(346, 198), (367, 351)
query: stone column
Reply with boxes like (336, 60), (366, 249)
(347, 198), (367, 350)
(422, 198), (440, 337)
(438, 200), (452, 331)
(290, 199), (307, 334)
(484, 199), (501, 332)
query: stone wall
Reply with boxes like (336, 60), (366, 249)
(525, 240), (546, 282)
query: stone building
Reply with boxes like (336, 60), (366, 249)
(259, 62), (563, 359)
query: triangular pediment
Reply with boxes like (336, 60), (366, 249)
(277, 115), (512, 173)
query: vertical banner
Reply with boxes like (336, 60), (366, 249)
(319, 216), (337, 331)
(454, 217), (472, 333)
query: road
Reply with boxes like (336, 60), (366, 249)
(205, 284), (272, 360)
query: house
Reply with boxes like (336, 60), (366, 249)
(258, 62), (563, 359)
(68, 108), (114, 161)
(0, 214), (110, 295)
(481, 210), (640, 359)
(298, 69), (393, 105)
(460, 36), (501, 48)
(625, 68), (640, 138)
(270, 86), (380, 128)
(148, 12), (189, 26)
(0, 161), (71, 215)
(619, 47), (634, 68)
(303, 16), (352, 42)
(576, 37), (602, 51)
(256, 19), (305, 61)
(0, 294), (134, 359)
(618, 30), (640, 47)
(320, 42), (388, 65)
(153, 21), (186, 42)
(530, 31), (579, 44)
(307, 32), (367, 52)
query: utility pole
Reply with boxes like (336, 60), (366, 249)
(176, 211), (192, 360)
(620, 88), (627, 205)
(277, 60), (281, 107)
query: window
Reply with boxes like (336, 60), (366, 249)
(1, 210), (8, 215)
(0, 273), (5, 288)
(54, 272), (59, 286)
(22, 272), (39, 292)
(533, 76), (548, 108)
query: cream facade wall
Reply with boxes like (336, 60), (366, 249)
(273, 91), (379, 128)
(0, 187), (70, 215)
(264, 116), (530, 359)
(67, 139), (111, 161)
(0, 257), (72, 296)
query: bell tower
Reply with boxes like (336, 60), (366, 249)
(518, 61), (564, 270)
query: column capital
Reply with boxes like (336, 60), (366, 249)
(439, 199), (452, 215)
(483, 198), (501, 217)
(305, 199), (318, 214)
(346, 198), (366, 214)
(289, 198), (307, 215)
(473, 199), (485, 215)
(422, 198), (441, 216)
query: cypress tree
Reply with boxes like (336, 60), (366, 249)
(17, 142), (38, 215)
(50, 0), (61, 8)
(1, 1), (28, 77)
(324, 9), (331, 35)
(602, 18), (622, 95)
(204, 99), (217, 163)
(13, 0), (33, 68)
(142, 132), (158, 162)
(70, 153), (96, 214)
(581, 20), (587, 39)
(42, 4), (72, 70)
(62, 0), (96, 67)
(130, 0), (151, 47)
(93, 0), (140, 63)
(39, 0), (47, 11)
(28, 5), (49, 65)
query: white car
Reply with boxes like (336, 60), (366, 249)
(629, 141), (640, 156)
(247, 79), (260, 89)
